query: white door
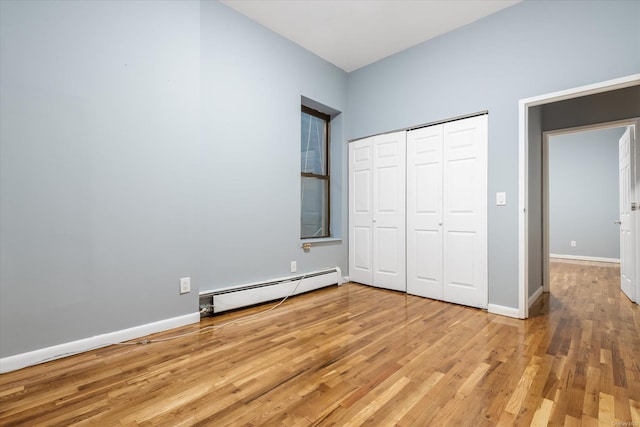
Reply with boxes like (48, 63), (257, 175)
(619, 126), (636, 302)
(372, 132), (406, 291)
(407, 125), (444, 299)
(349, 138), (374, 285)
(443, 116), (488, 309)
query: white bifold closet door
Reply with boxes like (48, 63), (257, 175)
(406, 125), (444, 300)
(407, 115), (488, 309)
(349, 131), (406, 292)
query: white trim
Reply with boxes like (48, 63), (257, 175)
(488, 303), (521, 319)
(518, 74), (640, 319)
(0, 312), (199, 374)
(549, 254), (620, 264)
(542, 132), (550, 293)
(518, 98), (528, 319)
(543, 120), (638, 137)
(519, 75), (640, 108)
(300, 237), (342, 244)
(528, 286), (544, 309)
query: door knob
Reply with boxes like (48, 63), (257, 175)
(614, 220), (622, 225)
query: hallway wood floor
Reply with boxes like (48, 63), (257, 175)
(1, 260), (639, 426)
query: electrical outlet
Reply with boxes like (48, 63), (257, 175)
(290, 261), (297, 273)
(570, 241), (576, 247)
(180, 277), (191, 294)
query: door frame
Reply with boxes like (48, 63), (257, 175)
(518, 73), (640, 319)
(541, 120), (637, 294)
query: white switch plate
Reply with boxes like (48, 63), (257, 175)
(570, 241), (576, 247)
(496, 192), (506, 206)
(180, 277), (191, 294)
(290, 261), (297, 273)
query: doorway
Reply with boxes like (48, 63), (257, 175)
(518, 74), (640, 318)
(542, 123), (630, 297)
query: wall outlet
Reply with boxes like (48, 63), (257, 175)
(180, 277), (191, 294)
(570, 241), (576, 247)
(290, 261), (297, 273)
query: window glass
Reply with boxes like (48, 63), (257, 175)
(301, 177), (328, 238)
(301, 106), (330, 239)
(301, 112), (327, 175)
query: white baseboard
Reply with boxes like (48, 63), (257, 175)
(549, 254), (620, 263)
(529, 285), (544, 308)
(0, 312), (199, 374)
(488, 303), (522, 319)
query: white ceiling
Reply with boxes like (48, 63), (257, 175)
(220, 0), (521, 72)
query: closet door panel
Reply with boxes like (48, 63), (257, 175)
(376, 227), (400, 273)
(372, 132), (406, 292)
(349, 138), (374, 285)
(442, 116), (488, 309)
(407, 126), (443, 299)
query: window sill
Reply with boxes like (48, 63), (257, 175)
(300, 237), (342, 245)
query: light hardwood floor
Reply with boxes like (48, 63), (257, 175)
(1, 260), (639, 426)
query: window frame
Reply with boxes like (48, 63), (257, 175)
(301, 105), (331, 239)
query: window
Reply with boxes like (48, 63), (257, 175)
(301, 106), (330, 239)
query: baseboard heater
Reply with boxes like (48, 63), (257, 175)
(199, 267), (342, 316)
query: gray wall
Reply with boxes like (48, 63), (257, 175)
(548, 127), (625, 260)
(1, 0), (201, 357)
(199, 1), (348, 292)
(347, 0), (640, 309)
(0, 0), (348, 358)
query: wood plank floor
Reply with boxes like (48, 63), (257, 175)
(1, 259), (639, 426)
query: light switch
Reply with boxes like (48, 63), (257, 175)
(496, 192), (506, 206)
